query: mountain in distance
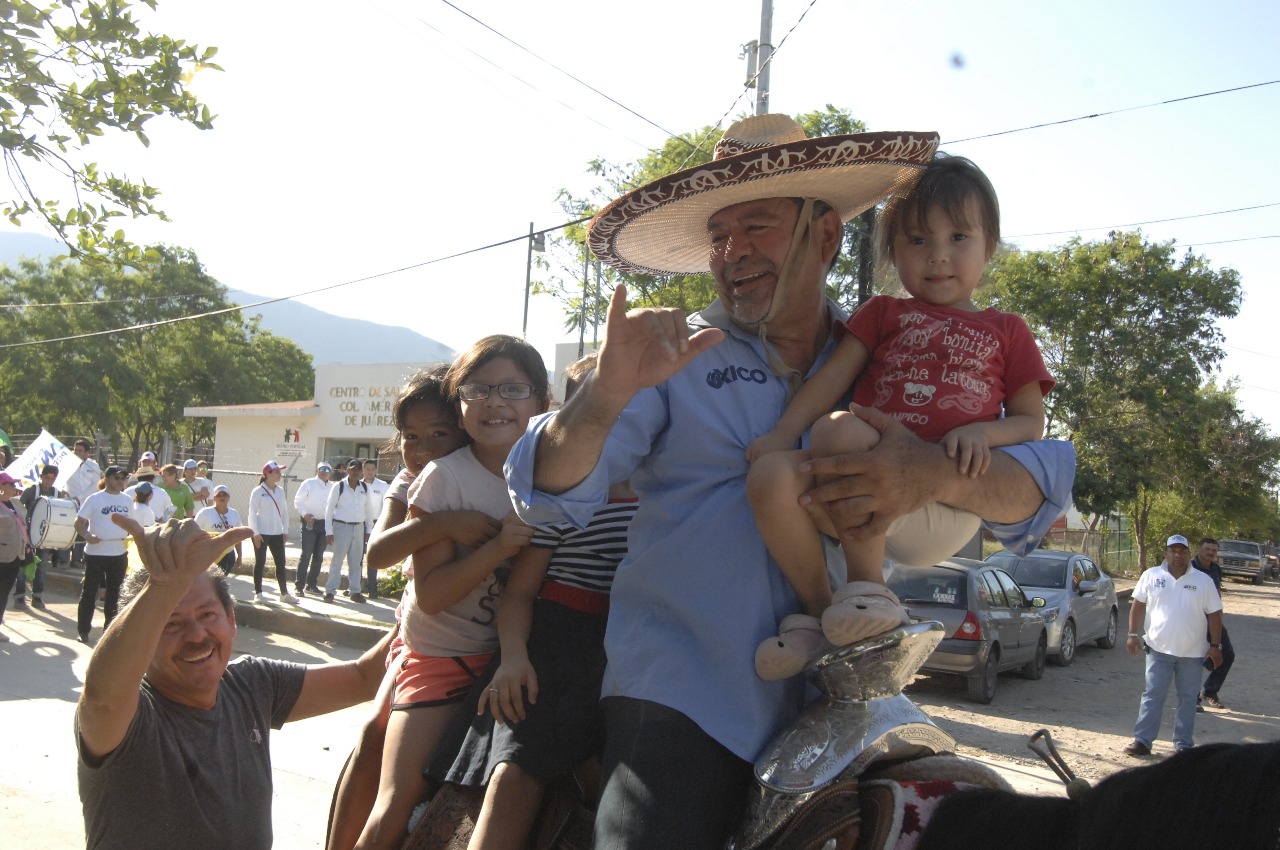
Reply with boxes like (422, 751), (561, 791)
(0, 232), (455, 366)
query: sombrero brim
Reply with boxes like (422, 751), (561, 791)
(588, 131), (940, 276)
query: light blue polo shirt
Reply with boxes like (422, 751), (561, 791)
(506, 298), (1075, 761)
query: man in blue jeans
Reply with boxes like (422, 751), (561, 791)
(1123, 534), (1224, 756)
(1190, 537), (1234, 710)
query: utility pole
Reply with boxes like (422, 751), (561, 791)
(755, 0), (773, 115)
(521, 223), (544, 337)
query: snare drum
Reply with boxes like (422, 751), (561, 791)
(31, 496), (79, 550)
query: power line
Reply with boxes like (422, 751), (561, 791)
(3, 78), (1278, 343)
(0, 219), (589, 350)
(1008, 202), (1280, 239)
(946, 79), (1280, 145)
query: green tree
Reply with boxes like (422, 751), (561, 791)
(983, 231), (1254, 564)
(537, 106), (874, 331)
(0, 0), (218, 261)
(0, 245), (311, 460)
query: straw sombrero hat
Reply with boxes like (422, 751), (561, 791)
(588, 114), (939, 276)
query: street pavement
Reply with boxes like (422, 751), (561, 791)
(0, 553), (1081, 848)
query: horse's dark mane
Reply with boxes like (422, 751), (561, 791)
(918, 742), (1280, 850)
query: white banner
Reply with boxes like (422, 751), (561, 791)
(3, 429), (81, 491)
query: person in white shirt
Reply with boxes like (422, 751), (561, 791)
(293, 461), (335, 595)
(195, 485), (243, 575)
(73, 466), (133, 643)
(65, 439), (103, 568)
(1123, 534), (1224, 757)
(130, 482), (158, 527)
(361, 458), (390, 599)
(181, 459), (212, 507)
(126, 469), (174, 523)
(323, 460), (370, 604)
(247, 461), (295, 605)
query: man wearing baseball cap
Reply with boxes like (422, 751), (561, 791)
(293, 461), (336, 595)
(72, 466), (134, 643)
(1123, 534), (1224, 757)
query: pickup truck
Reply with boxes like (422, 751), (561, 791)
(1218, 539), (1267, 585)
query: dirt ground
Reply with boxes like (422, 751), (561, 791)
(901, 576), (1280, 786)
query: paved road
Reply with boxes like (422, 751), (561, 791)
(1, 560), (1086, 848)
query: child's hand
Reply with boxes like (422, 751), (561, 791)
(747, 430), (796, 463)
(490, 511), (536, 558)
(480, 657), (539, 724)
(443, 510), (503, 548)
(942, 425), (992, 478)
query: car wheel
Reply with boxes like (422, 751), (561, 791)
(1053, 620), (1076, 667)
(1096, 608), (1119, 649)
(1021, 633), (1047, 680)
(966, 646), (999, 704)
(1253, 571), (1264, 585)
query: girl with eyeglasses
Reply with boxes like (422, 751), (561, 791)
(356, 335), (550, 850)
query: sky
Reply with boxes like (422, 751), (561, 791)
(13, 0), (1280, 430)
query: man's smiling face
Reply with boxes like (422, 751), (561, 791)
(707, 197), (801, 327)
(145, 574), (237, 709)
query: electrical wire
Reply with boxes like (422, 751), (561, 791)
(0, 218), (589, 349)
(945, 80), (1279, 145)
(1008, 202), (1280, 239)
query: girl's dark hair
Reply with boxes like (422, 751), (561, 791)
(382, 363), (457, 458)
(444, 335), (550, 410)
(875, 153), (1001, 271)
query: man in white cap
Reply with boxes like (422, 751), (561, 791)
(293, 461), (335, 595)
(506, 114), (1076, 847)
(1123, 534), (1223, 757)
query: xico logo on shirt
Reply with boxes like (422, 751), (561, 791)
(99, 505), (130, 516)
(706, 363), (769, 389)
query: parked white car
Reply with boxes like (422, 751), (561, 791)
(984, 549), (1119, 667)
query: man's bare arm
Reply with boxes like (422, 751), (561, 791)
(533, 284), (723, 494)
(800, 405), (1045, 543)
(78, 518), (254, 760)
(286, 623), (398, 722)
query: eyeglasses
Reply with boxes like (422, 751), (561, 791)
(458, 382), (533, 401)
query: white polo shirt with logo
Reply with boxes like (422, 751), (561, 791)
(1133, 562), (1222, 658)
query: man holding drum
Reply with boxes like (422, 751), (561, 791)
(17, 465), (70, 609)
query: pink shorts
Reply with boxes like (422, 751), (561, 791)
(390, 649), (493, 710)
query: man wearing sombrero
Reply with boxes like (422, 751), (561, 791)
(507, 114), (1074, 848)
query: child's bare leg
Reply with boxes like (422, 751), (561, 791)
(749, 448), (839, 680)
(328, 664), (397, 850)
(810, 411), (881, 530)
(810, 412), (909, 644)
(747, 449), (831, 617)
(355, 704), (457, 850)
(468, 761), (546, 850)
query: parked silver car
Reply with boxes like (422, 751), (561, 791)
(984, 549), (1119, 667)
(887, 558), (1048, 704)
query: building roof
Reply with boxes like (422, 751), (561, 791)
(184, 400), (320, 418)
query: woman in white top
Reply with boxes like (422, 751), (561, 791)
(247, 461), (295, 604)
(196, 484), (243, 575)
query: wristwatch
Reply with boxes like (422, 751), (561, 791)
(1209, 643), (1223, 649)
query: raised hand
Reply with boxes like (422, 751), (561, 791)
(112, 515), (254, 586)
(594, 284), (723, 401)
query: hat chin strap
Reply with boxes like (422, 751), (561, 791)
(753, 197), (817, 399)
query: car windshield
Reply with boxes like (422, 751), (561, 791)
(1221, 540), (1261, 557)
(887, 567), (967, 609)
(1009, 557), (1068, 589)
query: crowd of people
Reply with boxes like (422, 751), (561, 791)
(0, 114), (1169, 850)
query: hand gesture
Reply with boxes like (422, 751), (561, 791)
(479, 656), (539, 725)
(490, 511), (536, 559)
(112, 515), (254, 587)
(594, 284), (723, 402)
(942, 424), (993, 478)
(444, 510), (503, 548)
(746, 429), (797, 463)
